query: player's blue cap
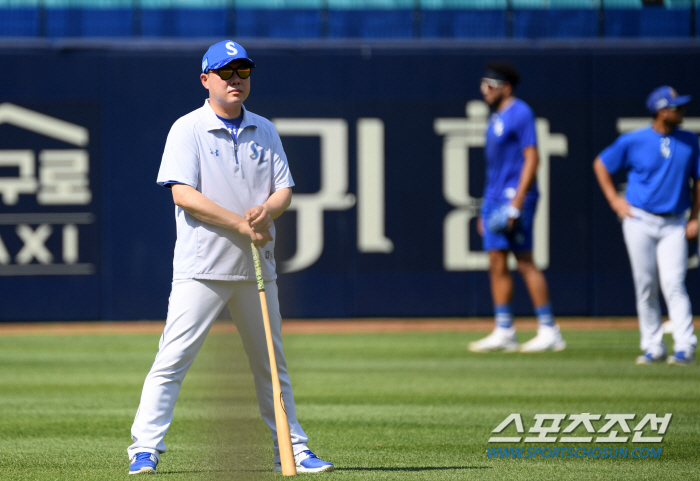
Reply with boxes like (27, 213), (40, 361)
(646, 86), (691, 113)
(202, 40), (255, 74)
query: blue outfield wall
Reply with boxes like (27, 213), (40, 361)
(0, 39), (699, 321)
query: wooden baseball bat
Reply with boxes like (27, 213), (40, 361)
(251, 243), (296, 476)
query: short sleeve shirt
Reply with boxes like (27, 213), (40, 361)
(599, 126), (700, 215)
(157, 100), (294, 281)
(484, 98), (538, 202)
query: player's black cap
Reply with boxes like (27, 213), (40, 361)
(483, 62), (520, 88)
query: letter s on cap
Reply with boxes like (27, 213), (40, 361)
(226, 41), (238, 56)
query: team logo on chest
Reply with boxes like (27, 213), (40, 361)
(492, 115), (505, 137)
(660, 137), (671, 159)
(250, 142), (267, 163)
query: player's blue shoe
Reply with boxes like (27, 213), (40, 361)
(129, 452), (158, 474)
(635, 351), (667, 365)
(668, 351), (695, 366)
(295, 451), (334, 473)
(274, 450), (334, 473)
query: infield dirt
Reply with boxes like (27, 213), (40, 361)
(0, 317), (674, 336)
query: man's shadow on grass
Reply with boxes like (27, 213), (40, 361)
(338, 466), (491, 472)
(162, 466), (491, 474)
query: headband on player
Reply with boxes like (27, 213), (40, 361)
(483, 69), (508, 82)
(646, 86), (691, 114)
(483, 62), (520, 88)
(202, 40), (256, 74)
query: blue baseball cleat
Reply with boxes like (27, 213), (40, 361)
(274, 450), (334, 473)
(129, 452), (158, 474)
(635, 351), (667, 365)
(668, 351), (695, 366)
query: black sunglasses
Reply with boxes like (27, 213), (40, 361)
(214, 64), (252, 80)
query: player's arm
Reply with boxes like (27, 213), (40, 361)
(244, 187), (292, 233)
(687, 178), (700, 240)
(593, 156), (632, 218)
(170, 183), (272, 247)
(511, 146), (539, 212)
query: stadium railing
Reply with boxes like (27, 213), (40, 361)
(0, 0), (697, 38)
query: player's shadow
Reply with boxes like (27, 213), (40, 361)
(165, 466), (491, 473)
(338, 466), (491, 472)
(162, 468), (272, 473)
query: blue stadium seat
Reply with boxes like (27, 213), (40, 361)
(1, 0), (695, 39)
(420, 10), (507, 37)
(510, 0), (600, 38)
(236, 8), (321, 37)
(420, 0), (508, 38)
(511, 9), (599, 37)
(602, 0), (642, 7)
(640, 8), (691, 36)
(328, 0), (414, 7)
(39, 0), (135, 37)
(510, 0), (547, 7)
(284, 0), (322, 5)
(604, 4), (691, 37)
(511, 0), (598, 6)
(326, 0), (414, 38)
(139, 0), (224, 36)
(235, 0), (322, 37)
(0, 8), (39, 36)
(140, 8), (227, 37)
(139, 0), (226, 6)
(235, 0), (323, 6)
(549, 0), (600, 6)
(139, 0), (321, 37)
(420, 0), (506, 6)
(327, 10), (414, 37)
(45, 8), (134, 36)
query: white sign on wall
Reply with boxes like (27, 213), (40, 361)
(0, 103), (96, 276)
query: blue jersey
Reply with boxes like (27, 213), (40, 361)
(484, 98), (538, 202)
(599, 126), (700, 215)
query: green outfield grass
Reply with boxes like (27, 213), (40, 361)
(0, 326), (699, 480)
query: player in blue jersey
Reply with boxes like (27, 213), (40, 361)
(469, 62), (566, 353)
(594, 86), (699, 366)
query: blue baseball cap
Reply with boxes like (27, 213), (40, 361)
(646, 86), (691, 113)
(202, 40), (255, 74)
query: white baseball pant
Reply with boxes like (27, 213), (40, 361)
(622, 206), (697, 355)
(128, 278), (309, 463)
